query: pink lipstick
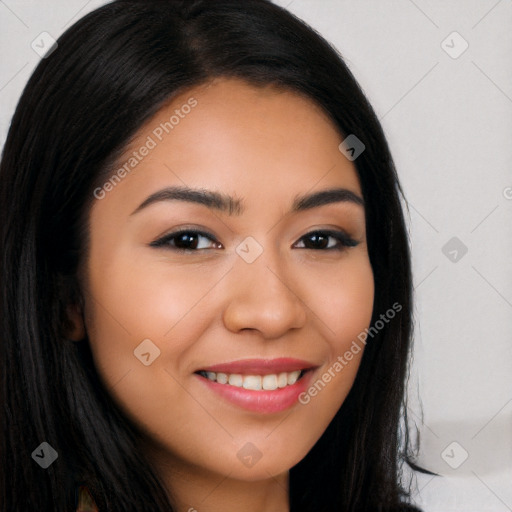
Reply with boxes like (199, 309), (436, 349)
(194, 358), (316, 414)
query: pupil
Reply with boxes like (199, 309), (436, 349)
(309, 234), (327, 248)
(178, 233), (197, 249)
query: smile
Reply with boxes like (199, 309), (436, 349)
(197, 369), (304, 390)
(194, 358), (316, 413)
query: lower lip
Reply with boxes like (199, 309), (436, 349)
(196, 371), (313, 414)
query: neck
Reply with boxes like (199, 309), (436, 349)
(172, 471), (289, 512)
(149, 448), (290, 512)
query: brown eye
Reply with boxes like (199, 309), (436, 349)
(150, 230), (222, 251)
(294, 230), (359, 251)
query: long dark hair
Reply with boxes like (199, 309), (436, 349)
(0, 1), (424, 510)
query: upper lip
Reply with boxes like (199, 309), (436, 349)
(196, 358), (317, 375)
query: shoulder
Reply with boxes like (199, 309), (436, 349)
(76, 485), (99, 512)
(391, 505), (423, 512)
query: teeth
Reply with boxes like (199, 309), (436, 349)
(287, 370), (301, 385)
(262, 374), (277, 390)
(243, 375), (262, 390)
(277, 372), (288, 388)
(216, 372), (228, 384)
(201, 370), (304, 390)
(228, 374), (243, 387)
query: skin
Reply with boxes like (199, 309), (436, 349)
(68, 77), (374, 512)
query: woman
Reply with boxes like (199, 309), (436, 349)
(0, 1), (426, 510)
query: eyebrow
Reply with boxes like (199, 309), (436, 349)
(130, 185), (364, 216)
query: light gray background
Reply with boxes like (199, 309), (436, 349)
(1, 1), (511, 510)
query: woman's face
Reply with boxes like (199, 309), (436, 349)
(79, 77), (374, 483)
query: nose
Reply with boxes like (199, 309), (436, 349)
(222, 254), (308, 339)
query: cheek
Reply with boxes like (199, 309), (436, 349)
(301, 258), (372, 375)
(85, 248), (219, 345)
(287, 254), (374, 427)
(309, 255), (375, 353)
(82, 253), (217, 437)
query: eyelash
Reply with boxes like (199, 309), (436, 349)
(150, 229), (360, 252)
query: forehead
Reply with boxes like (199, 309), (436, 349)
(93, 77), (363, 215)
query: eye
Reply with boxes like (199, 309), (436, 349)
(150, 228), (359, 252)
(293, 230), (360, 251)
(150, 229), (222, 251)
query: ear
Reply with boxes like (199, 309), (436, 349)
(64, 302), (86, 341)
(58, 271), (87, 342)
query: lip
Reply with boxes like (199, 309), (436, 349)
(196, 357), (316, 375)
(194, 358), (318, 414)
